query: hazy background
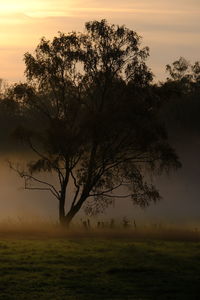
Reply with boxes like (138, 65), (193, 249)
(0, 0), (200, 225)
(0, 131), (200, 227)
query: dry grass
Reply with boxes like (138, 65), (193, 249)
(0, 218), (199, 241)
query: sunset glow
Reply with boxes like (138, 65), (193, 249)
(0, 0), (200, 82)
(0, 1), (46, 14)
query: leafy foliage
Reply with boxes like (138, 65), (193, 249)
(161, 57), (200, 133)
(10, 20), (180, 225)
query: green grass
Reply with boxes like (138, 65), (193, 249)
(0, 236), (200, 299)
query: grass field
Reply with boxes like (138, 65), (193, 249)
(0, 225), (200, 300)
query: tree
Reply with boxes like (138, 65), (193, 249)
(11, 20), (180, 226)
(162, 57), (200, 133)
(165, 57), (200, 92)
(0, 80), (23, 153)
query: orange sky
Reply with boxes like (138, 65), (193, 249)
(0, 0), (200, 83)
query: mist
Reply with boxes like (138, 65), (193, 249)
(0, 132), (200, 227)
(0, 99), (200, 227)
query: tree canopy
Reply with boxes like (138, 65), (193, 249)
(9, 20), (180, 225)
(160, 57), (200, 134)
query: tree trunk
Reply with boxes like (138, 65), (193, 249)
(63, 195), (87, 227)
(59, 195), (66, 224)
(64, 206), (80, 226)
(59, 180), (68, 225)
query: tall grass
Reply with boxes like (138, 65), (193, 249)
(0, 217), (199, 241)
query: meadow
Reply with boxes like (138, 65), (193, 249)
(0, 222), (200, 300)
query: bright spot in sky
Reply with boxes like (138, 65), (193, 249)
(0, 1), (43, 13)
(0, 0), (72, 17)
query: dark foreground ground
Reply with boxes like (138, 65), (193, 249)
(0, 229), (200, 300)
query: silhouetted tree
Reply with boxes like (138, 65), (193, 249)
(161, 57), (200, 132)
(0, 81), (23, 152)
(165, 57), (200, 92)
(10, 20), (180, 226)
(166, 57), (192, 82)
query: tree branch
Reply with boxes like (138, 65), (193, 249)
(89, 193), (132, 199)
(28, 138), (65, 183)
(70, 170), (81, 208)
(9, 161), (60, 199)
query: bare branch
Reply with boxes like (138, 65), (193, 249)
(89, 193), (132, 199)
(23, 173), (59, 198)
(89, 181), (124, 198)
(9, 161), (60, 199)
(24, 184), (58, 198)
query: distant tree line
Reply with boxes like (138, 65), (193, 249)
(0, 20), (199, 226)
(161, 57), (200, 133)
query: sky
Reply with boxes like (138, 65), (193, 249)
(0, 0), (200, 83)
